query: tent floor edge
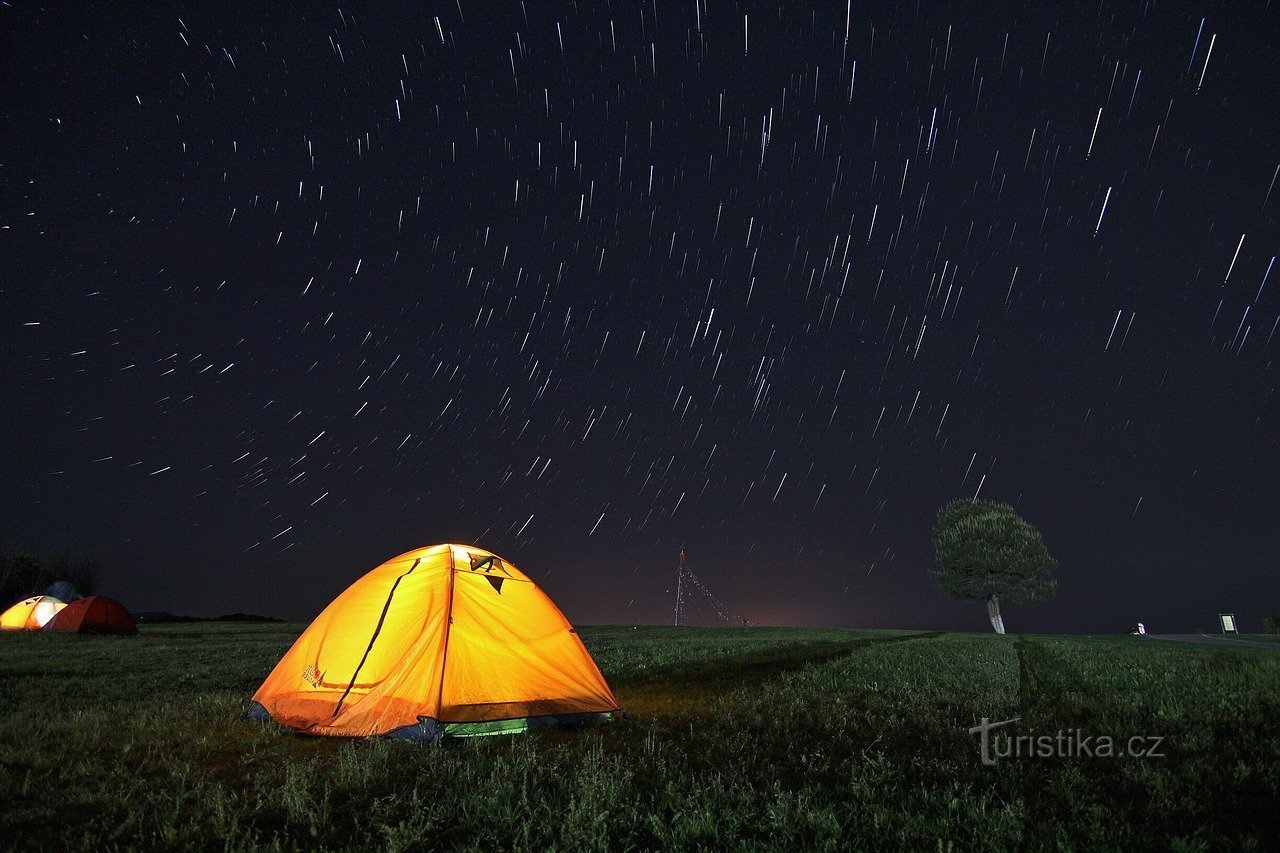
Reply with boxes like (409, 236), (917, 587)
(382, 711), (619, 742)
(384, 717), (444, 741)
(246, 707), (621, 741)
(244, 701), (272, 722)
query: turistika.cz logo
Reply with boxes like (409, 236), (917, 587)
(968, 717), (1166, 766)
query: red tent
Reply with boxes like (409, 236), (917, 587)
(44, 596), (138, 635)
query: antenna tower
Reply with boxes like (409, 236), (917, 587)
(674, 548), (686, 626)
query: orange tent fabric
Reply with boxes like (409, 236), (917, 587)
(250, 544), (619, 740)
(44, 596), (138, 635)
(0, 596), (65, 631)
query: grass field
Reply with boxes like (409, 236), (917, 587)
(1, 624), (1277, 849)
(1234, 634), (1280, 644)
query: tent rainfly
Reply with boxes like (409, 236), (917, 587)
(0, 596), (66, 631)
(45, 596), (138, 635)
(248, 544), (619, 740)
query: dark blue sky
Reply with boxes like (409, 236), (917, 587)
(3, 1), (1277, 633)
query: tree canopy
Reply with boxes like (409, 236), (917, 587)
(931, 500), (1057, 603)
(0, 552), (98, 606)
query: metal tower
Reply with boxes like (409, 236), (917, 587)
(674, 548), (686, 627)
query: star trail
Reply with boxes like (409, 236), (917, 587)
(3, 1), (1277, 632)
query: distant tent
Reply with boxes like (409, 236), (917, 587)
(249, 544), (619, 740)
(0, 596), (66, 631)
(41, 580), (84, 604)
(44, 596), (138, 635)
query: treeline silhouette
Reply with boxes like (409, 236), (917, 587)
(1, 552), (99, 606)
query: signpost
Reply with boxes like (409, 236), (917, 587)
(1219, 613), (1238, 634)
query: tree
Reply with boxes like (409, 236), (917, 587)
(0, 552), (99, 607)
(0, 553), (45, 606)
(45, 552), (99, 597)
(931, 499), (1057, 634)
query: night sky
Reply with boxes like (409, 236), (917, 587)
(3, 2), (1278, 633)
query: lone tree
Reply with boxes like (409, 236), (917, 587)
(931, 499), (1057, 634)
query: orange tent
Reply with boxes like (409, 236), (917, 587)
(0, 595), (65, 631)
(249, 544), (619, 740)
(44, 596), (138, 635)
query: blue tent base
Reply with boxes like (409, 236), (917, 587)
(245, 702), (619, 742)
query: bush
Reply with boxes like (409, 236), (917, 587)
(1264, 615), (1280, 635)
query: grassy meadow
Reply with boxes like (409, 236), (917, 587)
(1, 623), (1277, 849)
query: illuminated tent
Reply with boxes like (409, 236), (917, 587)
(44, 596), (138, 635)
(248, 544), (619, 740)
(0, 596), (66, 631)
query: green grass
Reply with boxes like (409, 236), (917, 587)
(1230, 634), (1280, 644)
(1, 624), (1277, 849)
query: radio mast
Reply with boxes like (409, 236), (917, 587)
(674, 548), (686, 627)
(671, 547), (750, 627)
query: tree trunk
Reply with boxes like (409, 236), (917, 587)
(987, 594), (1006, 634)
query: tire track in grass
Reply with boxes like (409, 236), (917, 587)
(617, 632), (944, 718)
